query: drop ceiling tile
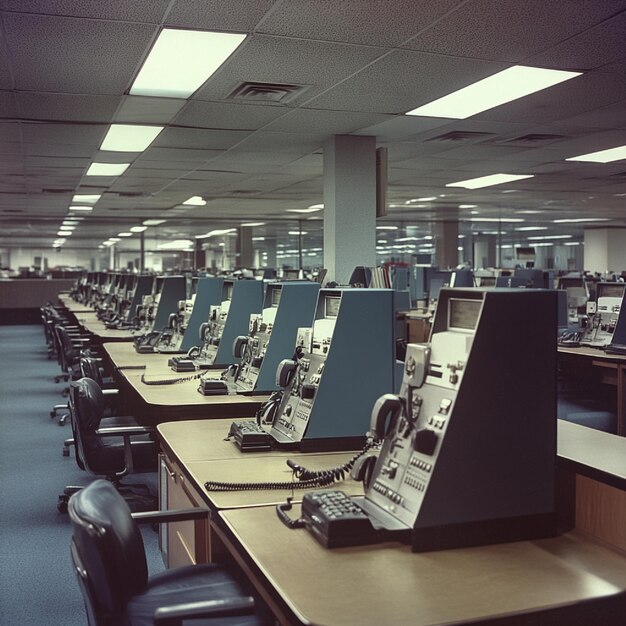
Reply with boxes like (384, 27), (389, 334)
(0, 141), (21, 154)
(153, 127), (251, 150)
(139, 147), (222, 162)
(558, 100), (626, 129)
(402, 0), (626, 62)
(126, 167), (191, 178)
(0, 91), (16, 117)
(115, 96), (186, 124)
(0, 0), (170, 22)
(307, 50), (507, 114)
(16, 92), (122, 122)
(0, 121), (21, 142)
(193, 35), (385, 106)
(23, 142), (95, 157)
(165, 0), (276, 31)
(22, 122), (106, 146)
(25, 155), (89, 168)
(525, 11), (626, 70)
(257, 0), (461, 47)
(233, 131), (325, 155)
(263, 108), (392, 134)
(3, 13), (157, 94)
(174, 100), (286, 131)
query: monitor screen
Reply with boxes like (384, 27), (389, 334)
(558, 277), (584, 289)
(598, 283), (625, 299)
(448, 298), (481, 331)
(325, 296), (340, 318)
(270, 286), (281, 306)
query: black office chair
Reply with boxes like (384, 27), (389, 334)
(58, 377), (157, 513)
(68, 480), (269, 626)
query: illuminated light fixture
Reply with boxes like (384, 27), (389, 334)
(62, 220), (79, 226)
(500, 244), (513, 249)
(97, 245), (104, 249)
(407, 197), (436, 203)
(457, 246), (464, 252)
(183, 196), (206, 206)
(130, 28), (246, 98)
(57, 231), (71, 236)
(86, 162), (130, 176)
(109, 237), (121, 242)
(470, 210), (480, 215)
(376, 226), (399, 230)
(195, 228), (236, 239)
(447, 173), (534, 189)
(130, 226), (148, 233)
(143, 219), (166, 226)
(377, 239), (388, 244)
(287, 206), (323, 213)
(553, 218), (610, 223)
(564, 242), (582, 246)
(100, 124), (163, 152)
(117, 232), (132, 237)
(288, 231), (308, 236)
(59, 225), (75, 230)
(459, 204), (477, 209)
(516, 210), (544, 214)
(72, 194), (101, 204)
(533, 242), (554, 247)
(68, 206), (93, 212)
(157, 239), (194, 250)
(515, 226), (547, 231)
(102, 241), (114, 247)
(252, 236), (265, 241)
(565, 144), (626, 163)
(527, 234), (572, 240)
(241, 222), (265, 227)
(406, 65), (581, 119)
(458, 235), (465, 239)
(469, 217), (524, 223)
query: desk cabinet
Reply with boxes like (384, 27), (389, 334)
(159, 453), (209, 568)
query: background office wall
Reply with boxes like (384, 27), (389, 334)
(0, 278), (75, 324)
(584, 229), (626, 275)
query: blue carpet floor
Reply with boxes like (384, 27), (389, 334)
(0, 325), (164, 625)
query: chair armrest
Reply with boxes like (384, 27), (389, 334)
(101, 389), (119, 397)
(153, 597), (255, 626)
(95, 426), (153, 437)
(132, 508), (208, 524)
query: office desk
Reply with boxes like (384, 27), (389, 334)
(103, 341), (169, 369)
(217, 508), (626, 626)
(558, 345), (626, 436)
(75, 314), (136, 341)
(57, 294), (92, 313)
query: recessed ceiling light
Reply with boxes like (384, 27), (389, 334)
(100, 124), (163, 152)
(241, 222), (265, 227)
(68, 206), (93, 212)
(376, 226), (399, 230)
(515, 226), (547, 231)
(406, 65), (581, 119)
(130, 226), (148, 233)
(117, 232), (132, 237)
(565, 144), (626, 164)
(195, 228), (236, 239)
(564, 242), (582, 246)
(102, 241), (114, 247)
(527, 234), (572, 240)
(288, 231), (308, 235)
(130, 28), (246, 98)
(109, 237), (121, 242)
(59, 225), (75, 231)
(57, 231), (71, 236)
(183, 196), (206, 206)
(447, 174), (534, 189)
(86, 162), (130, 176)
(157, 239), (194, 250)
(469, 217), (525, 223)
(142, 219), (166, 226)
(553, 218), (611, 223)
(62, 221), (79, 226)
(470, 210), (480, 215)
(459, 204), (478, 209)
(72, 194), (101, 204)
(287, 206), (323, 213)
(408, 197), (436, 203)
(252, 236), (265, 241)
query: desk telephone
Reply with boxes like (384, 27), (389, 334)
(278, 289), (558, 552)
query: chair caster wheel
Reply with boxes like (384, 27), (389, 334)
(59, 415), (68, 426)
(62, 448), (70, 457)
(57, 498), (68, 513)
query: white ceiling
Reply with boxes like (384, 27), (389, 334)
(0, 0), (624, 251)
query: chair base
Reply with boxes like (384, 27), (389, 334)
(59, 481), (156, 514)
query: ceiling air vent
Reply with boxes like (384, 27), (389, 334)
(228, 81), (307, 103)
(425, 130), (496, 143)
(496, 134), (569, 147)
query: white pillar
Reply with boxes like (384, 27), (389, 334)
(473, 235), (497, 269)
(584, 228), (626, 274)
(323, 135), (377, 284)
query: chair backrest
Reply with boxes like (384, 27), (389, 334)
(68, 480), (149, 625)
(69, 378), (105, 474)
(80, 356), (103, 386)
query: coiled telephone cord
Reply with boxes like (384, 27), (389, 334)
(204, 438), (380, 492)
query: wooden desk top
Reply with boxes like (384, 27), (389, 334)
(186, 452), (363, 510)
(558, 420), (626, 490)
(75, 314), (136, 341)
(58, 295), (92, 313)
(220, 507), (626, 626)
(103, 342), (162, 369)
(558, 345), (626, 362)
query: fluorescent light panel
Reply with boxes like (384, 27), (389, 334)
(470, 217), (524, 223)
(515, 226), (547, 231)
(157, 239), (194, 250)
(288, 231), (307, 235)
(100, 124), (163, 152)
(130, 226), (148, 233)
(72, 194), (101, 204)
(68, 206), (93, 212)
(130, 28), (246, 98)
(287, 207), (322, 213)
(376, 226), (398, 230)
(183, 196), (206, 206)
(527, 234), (572, 240)
(195, 228), (236, 239)
(447, 174), (534, 189)
(142, 219), (166, 226)
(406, 65), (581, 119)
(553, 218), (610, 223)
(86, 162), (130, 176)
(117, 232), (132, 237)
(566, 144), (626, 163)
(241, 222), (265, 227)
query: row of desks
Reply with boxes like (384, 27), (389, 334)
(62, 294), (626, 624)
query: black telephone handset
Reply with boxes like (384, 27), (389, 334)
(369, 394), (404, 440)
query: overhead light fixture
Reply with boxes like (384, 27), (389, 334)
(553, 218), (611, 223)
(102, 241), (114, 247)
(130, 28), (246, 98)
(100, 124), (164, 152)
(470, 210), (480, 215)
(142, 219), (166, 226)
(130, 226), (148, 233)
(59, 225), (75, 231)
(527, 234), (572, 240)
(447, 174), (534, 189)
(407, 197), (436, 203)
(195, 228), (237, 239)
(157, 239), (194, 250)
(109, 237), (121, 242)
(459, 204), (477, 209)
(564, 242), (582, 246)
(565, 144), (626, 163)
(86, 162), (130, 176)
(183, 196), (206, 206)
(515, 226), (547, 231)
(68, 206), (93, 212)
(72, 194), (101, 204)
(469, 217), (524, 223)
(117, 232), (132, 237)
(62, 220), (79, 226)
(516, 210), (544, 214)
(57, 231), (71, 236)
(376, 226), (399, 230)
(241, 222), (266, 227)
(406, 65), (581, 119)
(287, 206), (323, 213)
(252, 236), (265, 241)
(288, 231), (307, 236)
